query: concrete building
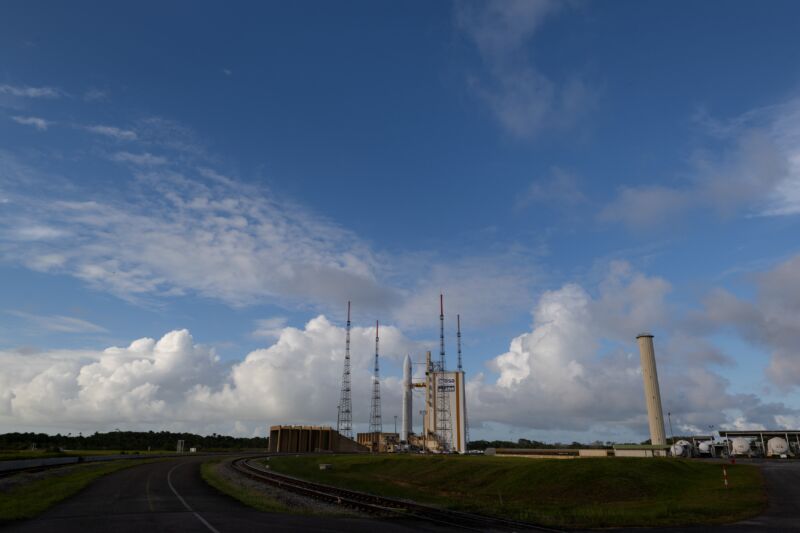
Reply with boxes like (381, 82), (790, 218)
(636, 334), (667, 446)
(356, 432), (399, 453)
(613, 444), (670, 457)
(268, 425), (367, 453)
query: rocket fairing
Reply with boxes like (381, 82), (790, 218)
(401, 354), (412, 442)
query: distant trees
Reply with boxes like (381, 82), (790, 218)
(0, 430), (268, 452)
(466, 438), (613, 451)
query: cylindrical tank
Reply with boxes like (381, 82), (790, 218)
(636, 334), (666, 446)
(767, 437), (789, 457)
(670, 439), (692, 457)
(697, 440), (714, 456)
(731, 437), (752, 456)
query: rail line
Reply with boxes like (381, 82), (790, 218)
(230, 457), (561, 532)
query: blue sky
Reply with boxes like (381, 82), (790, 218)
(2, 0), (800, 441)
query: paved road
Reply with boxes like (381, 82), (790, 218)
(2, 457), (438, 533)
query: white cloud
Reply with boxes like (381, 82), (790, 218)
(603, 98), (800, 229)
(83, 89), (107, 102)
(469, 262), (797, 436)
(252, 317), (288, 339)
(5, 225), (67, 241)
(110, 151), (167, 166)
(0, 158), (395, 309)
(698, 254), (800, 389)
(11, 115), (51, 131)
(85, 125), (137, 141)
(0, 84), (60, 98)
(456, 0), (594, 138)
(391, 255), (538, 330)
(515, 167), (587, 212)
(0, 274), (795, 438)
(6, 310), (107, 334)
(0, 317), (421, 434)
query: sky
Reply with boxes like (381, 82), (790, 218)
(1, 0), (800, 443)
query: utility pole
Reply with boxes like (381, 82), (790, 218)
(668, 411), (675, 446)
(337, 301), (353, 439)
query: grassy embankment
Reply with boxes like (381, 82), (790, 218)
(201, 459), (291, 514)
(0, 459), (159, 522)
(266, 454), (766, 528)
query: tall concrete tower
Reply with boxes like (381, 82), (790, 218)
(637, 333), (666, 446)
(401, 354), (412, 442)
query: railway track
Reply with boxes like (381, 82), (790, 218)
(230, 457), (561, 532)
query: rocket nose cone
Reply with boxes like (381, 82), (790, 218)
(403, 354), (411, 379)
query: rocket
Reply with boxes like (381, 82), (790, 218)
(401, 353), (412, 441)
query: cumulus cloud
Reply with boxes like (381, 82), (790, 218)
(85, 125), (137, 141)
(11, 115), (51, 131)
(456, 0), (594, 138)
(0, 317), (421, 434)
(603, 98), (800, 229)
(469, 262), (797, 437)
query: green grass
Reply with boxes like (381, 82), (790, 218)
(201, 459), (291, 514)
(266, 455), (766, 528)
(0, 459), (158, 521)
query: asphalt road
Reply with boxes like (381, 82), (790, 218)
(1, 456), (438, 533)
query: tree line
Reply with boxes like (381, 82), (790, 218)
(0, 431), (268, 452)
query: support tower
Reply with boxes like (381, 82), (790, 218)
(369, 320), (383, 435)
(336, 301), (353, 439)
(436, 294), (452, 451)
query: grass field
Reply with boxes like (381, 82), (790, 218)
(266, 454), (766, 528)
(0, 459), (159, 522)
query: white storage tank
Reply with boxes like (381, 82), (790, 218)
(670, 440), (693, 457)
(767, 437), (790, 457)
(697, 440), (714, 456)
(731, 437), (753, 456)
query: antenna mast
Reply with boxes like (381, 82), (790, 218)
(436, 294), (452, 451)
(337, 301), (353, 439)
(369, 320), (383, 435)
